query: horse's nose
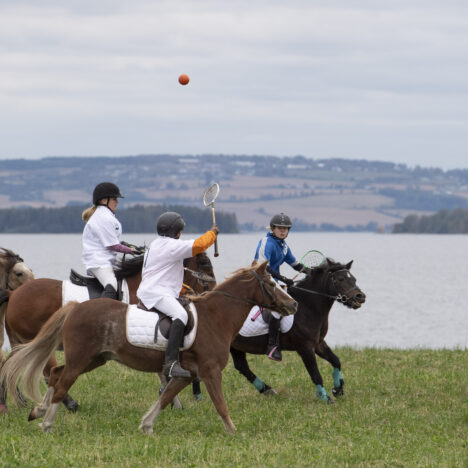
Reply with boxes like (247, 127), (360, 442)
(356, 292), (366, 303)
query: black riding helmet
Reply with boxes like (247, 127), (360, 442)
(270, 213), (292, 229)
(157, 212), (185, 238)
(93, 182), (124, 205)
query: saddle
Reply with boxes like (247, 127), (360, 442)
(137, 297), (195, 342)
(69, 269), (122, 300)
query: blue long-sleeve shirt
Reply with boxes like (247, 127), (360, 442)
(254, 232), (299, 275)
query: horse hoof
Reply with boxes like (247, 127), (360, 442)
(0, 404), (7, 415)
(39, 422), (53, 433)
(332, 386), (344, 397)
(262, 388), (277, 396)
(66, 401), (79, 413)
(28, 409), (37, 421)
(326, 396), (335, 405)
(193, 393), (203, 402)
(139, 424), (153, 435)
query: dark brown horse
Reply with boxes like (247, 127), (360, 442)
(190, 258), (366, 403)
(1, 261), (297, 433)
(230, 258), (365, 402)
(0, 252), (215, 413)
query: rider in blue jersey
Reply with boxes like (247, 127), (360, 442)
(254, 213), (311, 361)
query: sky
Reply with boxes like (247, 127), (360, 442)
(0, 0), (467, 169)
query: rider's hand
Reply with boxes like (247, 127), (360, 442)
(211, 225), (219, 236)
(131, 245), (145, 255)
(283, 277), (294, 287)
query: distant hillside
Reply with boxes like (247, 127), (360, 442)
(0, 154), (467, 231)
(393, 208), (468, 234)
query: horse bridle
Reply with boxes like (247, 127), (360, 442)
(289, 268), (360, 304)
(204, 270), (281, 310)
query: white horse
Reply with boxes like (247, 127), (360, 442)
(0, 248), (35, 364)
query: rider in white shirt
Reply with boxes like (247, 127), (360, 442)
(137, 211), (218, 378)
(82, 182), (136, 299)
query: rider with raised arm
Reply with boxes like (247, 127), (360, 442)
(253, 213), (310, 361)
(82, 182), (140, 300)
(137, 212), (219, 378)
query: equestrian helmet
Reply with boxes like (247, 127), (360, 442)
(157, 212), (185, 238)
(270, 213), (292, 229)
(93, 182), (124, 205)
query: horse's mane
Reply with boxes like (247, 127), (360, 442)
(295, 258), (345, 289)
(188, 265), (257, 303)
(114, 255), (144, 280)
(0, 248), (23, 271)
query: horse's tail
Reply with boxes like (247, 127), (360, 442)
(0, 301), (77, 404)
(0, 290), (11, 366)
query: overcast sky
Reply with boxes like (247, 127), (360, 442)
(0, 0), (467, 169)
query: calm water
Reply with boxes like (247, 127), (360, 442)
(1, 232), (467, 350)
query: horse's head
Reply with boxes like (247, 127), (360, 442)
(0, 248), (35, 290)
(183, 253), (216, 294)
(252, 261), (297, 316)
(299, 258), (365, 309)
(322, 258), (365, 309)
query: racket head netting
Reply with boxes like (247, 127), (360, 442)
(300, 250), (326, 268)
(203, 183), (220, 206)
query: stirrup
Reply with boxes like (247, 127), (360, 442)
(266, 345), (282, 362)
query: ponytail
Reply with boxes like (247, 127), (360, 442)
(82, 205), (97, 222)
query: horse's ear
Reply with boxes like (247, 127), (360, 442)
(256, 260), (268, 274)
(345, 260), (353, 270)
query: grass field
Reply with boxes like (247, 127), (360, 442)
(1, 348), (466, 467)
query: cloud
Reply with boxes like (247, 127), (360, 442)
(0, 1), (467, 168)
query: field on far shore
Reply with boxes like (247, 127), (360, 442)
(1, 348), (466, 467)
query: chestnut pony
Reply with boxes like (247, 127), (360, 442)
(1, 261), (297, 434)
(0, 252), (215, 413)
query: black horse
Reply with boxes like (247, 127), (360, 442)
(191, 258), (366, 403)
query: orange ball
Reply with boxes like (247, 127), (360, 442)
(178, 74), (190, 85)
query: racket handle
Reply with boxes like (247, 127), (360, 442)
(214, 237), (219, 257)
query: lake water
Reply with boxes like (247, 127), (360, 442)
(1, 232), (467, 350)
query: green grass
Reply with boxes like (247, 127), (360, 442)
(1, 348), (467, 467)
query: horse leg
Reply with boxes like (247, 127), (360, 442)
(139, 377), (191, 435)
(29, 365), (65, 421)
(0, 379), (7, 415)
(201, 368), (236, 433)
(230, 348), (276, 395)
(297, 346), (334, 404)
(157, 372), (183, 410)
(315, 340), (344, 397)
(44, 354), (79, 412)
(192, 377), (203, 401)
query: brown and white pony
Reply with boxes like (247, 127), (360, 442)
(1, 261), (297, 434)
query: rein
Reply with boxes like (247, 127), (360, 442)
(202, 270), (280, 310)
(289, 268), (360, 304)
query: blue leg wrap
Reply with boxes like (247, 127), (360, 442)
(315, 385), (328, 401)
(253, 377), (265, 392)
(332, 368), (343, 388)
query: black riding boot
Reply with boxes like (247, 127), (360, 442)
(266, 316), (282, 362)
(101, 284), (118, 299)
(162, 319), (191, 378)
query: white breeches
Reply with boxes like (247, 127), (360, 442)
(88, 267), (118, 290)
(152, 296), (188, 326)
(270, 311), (281, 320)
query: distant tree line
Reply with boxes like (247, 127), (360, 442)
(0, 205), (238, 234)
(393, 208), (468, 233)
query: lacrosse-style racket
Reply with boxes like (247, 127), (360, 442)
(203, 183), (220, 257)
(300, 250), (326, 269)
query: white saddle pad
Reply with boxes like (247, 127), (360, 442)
(62, 279), (130, 306)
(239, 306), (295, 337)
(125, 303), (198, 351)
